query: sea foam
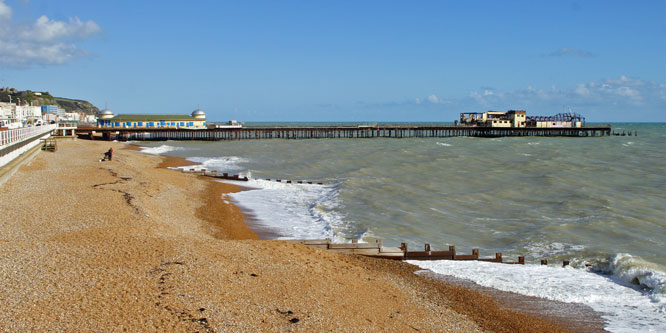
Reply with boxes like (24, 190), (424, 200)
(409, 258), (666, 332)
(139, 145), (185, 155)
(224, 179), (350, 241)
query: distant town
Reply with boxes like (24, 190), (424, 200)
(0, 88), (97, 129)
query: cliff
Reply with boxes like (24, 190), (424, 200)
(0, 88), (100, 116)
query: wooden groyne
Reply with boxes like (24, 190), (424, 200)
(293, 239), (578, 267)
(77, 125), (612, 141)
(291, 239), (526, 264)
(180, 168), (325, 185)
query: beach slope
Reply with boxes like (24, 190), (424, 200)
(0, 139), (566, 332)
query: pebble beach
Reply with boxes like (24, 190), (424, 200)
(0, 139), (589, 331)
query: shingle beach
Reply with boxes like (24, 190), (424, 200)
(0, 139), (581, 331)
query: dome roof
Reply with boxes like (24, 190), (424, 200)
(191, 109), (206, 116)
(100, 109), (113, 115)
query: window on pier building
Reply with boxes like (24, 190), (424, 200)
(180, 122), (184, 126)
(115, 122), (120, 126)
(148, 122), (154, 127)
(138, 122), (143, 126)
(126, 122), (131, 127)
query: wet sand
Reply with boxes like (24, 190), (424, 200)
(0, 139), (598, 331)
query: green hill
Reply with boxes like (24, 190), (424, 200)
(0, 88), (100, 116)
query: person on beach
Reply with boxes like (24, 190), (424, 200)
(101, 148), (113, 162)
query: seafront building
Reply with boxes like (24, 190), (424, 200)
(457, 110), (584, 128)
(96, 109), (207, 129)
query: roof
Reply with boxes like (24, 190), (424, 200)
(109, 114), (198, 121)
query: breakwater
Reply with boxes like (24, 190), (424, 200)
(77, 125), (611, 141)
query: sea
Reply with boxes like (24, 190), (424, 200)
(137, 122), (665, 332)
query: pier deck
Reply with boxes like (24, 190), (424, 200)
(77, 125), (611, 141)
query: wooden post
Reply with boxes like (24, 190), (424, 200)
(352, 239), (358, 244)
(424, 244), (431, 252)
(518, 256), (525, 264)
(496, 253), (502, 262)
(541, 259), (547, 265)
(472, 249), (479, 257)
(400, 243), (408, 252)
(449, 245), (456, 254)
(563, 260), (570, 267)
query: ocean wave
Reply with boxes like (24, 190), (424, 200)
(139, 144), (185, 155)
(410, 257), (666, 332)
(436, 142), (452, 147)
(224, 179), (350, 241)
(524, 241), (587, 259)
(185, 156), (249, 172)
(585, 253), (666, 310)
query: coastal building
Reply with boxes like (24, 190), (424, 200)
(96, 109), (207, 129)
(527, 113), (585, 128)
(459, 110), (527, 127)
(458, 110), (584, 128)
(41, 105), (58, 114)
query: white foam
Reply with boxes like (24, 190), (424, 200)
(139, 145), (184, 155)
(436, 142), (452, 147)
(524, 241), (586, 259)
(185, 156), (249, 172)
(224, 179), (349, 241)
(409, 260), (666, 332)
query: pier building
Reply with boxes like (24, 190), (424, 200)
(96, 109), (207, 130)
(459, 110), (527, 127)
(458, 110), (584, 128)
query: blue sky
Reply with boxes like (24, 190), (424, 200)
(1, 1), (664, 122)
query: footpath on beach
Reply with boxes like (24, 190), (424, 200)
(0, 139), (590, 331)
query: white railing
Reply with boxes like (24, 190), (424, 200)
(0, 124), (57, 147)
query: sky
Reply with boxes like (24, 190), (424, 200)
(0, 0), (664, 122)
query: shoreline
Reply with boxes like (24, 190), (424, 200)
(135, 142), (608, 331)
(153, 151), (284, 240)
(0, 139), (602, 331)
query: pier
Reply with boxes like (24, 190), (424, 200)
(77, 124), (612, 141)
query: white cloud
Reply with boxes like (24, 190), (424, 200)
(0, 1), (11, 22)
(19, 15), (100, 42)
(466, 76), (665, 112)
(0, 1), (101, 68)
(414, 94), (450, 105)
